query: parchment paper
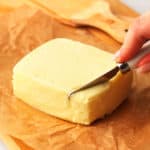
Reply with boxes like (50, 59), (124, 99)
(0, 6), (150, 150)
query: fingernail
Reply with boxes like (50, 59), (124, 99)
(113, 50), (120, 61)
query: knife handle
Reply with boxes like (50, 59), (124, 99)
(118, 41), (150, 73)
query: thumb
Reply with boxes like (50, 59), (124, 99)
(115, 12), (150, 62)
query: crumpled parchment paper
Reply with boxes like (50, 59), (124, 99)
(0, 6), (150, 150)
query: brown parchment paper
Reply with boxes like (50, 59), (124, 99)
(0, 134), (34, 150)
(0, 6), (150, 150)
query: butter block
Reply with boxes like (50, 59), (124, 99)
(12, 38), (132, 125)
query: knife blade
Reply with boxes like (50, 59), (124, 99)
(68, 41), (150, 99)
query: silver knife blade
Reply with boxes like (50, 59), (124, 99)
(68, 66), (119, 99)
(68, 40), (150, 100)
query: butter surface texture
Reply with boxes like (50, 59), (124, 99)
(13, 38), (132, 125)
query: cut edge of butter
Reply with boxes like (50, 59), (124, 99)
(12, 38), (132, 125)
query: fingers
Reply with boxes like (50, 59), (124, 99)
(115, 12), (150, 64)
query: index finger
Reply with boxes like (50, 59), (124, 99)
(117, 13), (150, 62)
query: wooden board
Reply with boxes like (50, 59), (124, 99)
(0, 0), (24, 15)
(23, 0), (139, 43)
(0, 0), (139, 43)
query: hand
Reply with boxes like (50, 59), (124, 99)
(115, 12), (150, 73)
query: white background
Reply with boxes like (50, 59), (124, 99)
(0, 0), (150, 150)
(122, 0), (150, 13)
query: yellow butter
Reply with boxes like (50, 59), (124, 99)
(12, 38), (132, 125)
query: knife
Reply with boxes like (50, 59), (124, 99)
(68, 41), (150, 99)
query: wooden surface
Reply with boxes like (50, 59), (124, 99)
(1, 1), (150, 150)
(23, 0), (139, 43)
(0, 0), (139, 43)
